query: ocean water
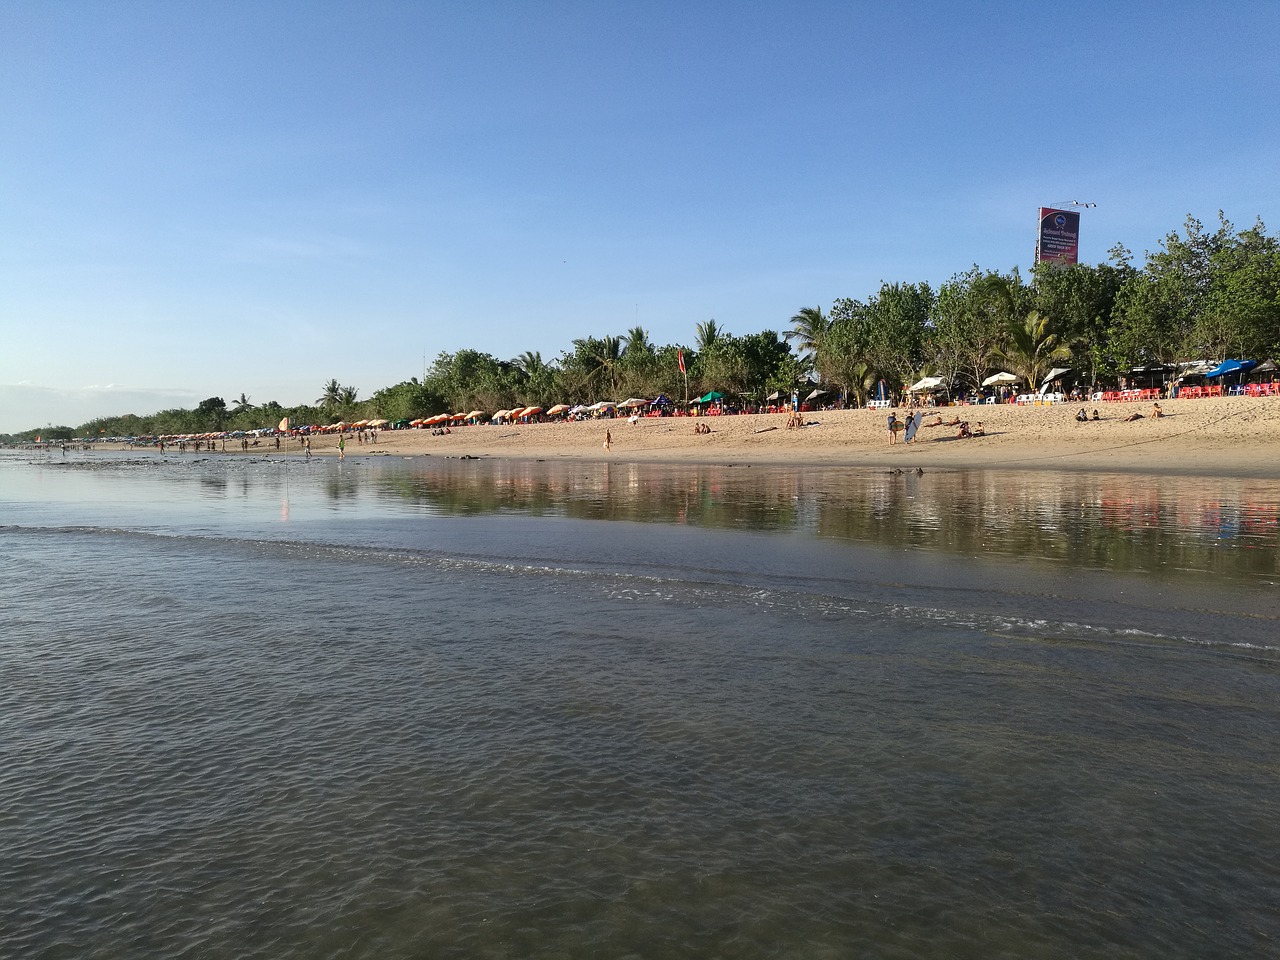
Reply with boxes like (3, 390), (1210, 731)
(2, 449), (1278, 959)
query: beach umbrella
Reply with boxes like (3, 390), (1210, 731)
(806, 388), (829, 401)
(522, 406), (544, 416)
(492, 410), (510, 421)
(545, 404), (571, 415)
(907, 377), (944, 393)
(982, 372), (1020, 387)
(1203, 359), (1256, 379)
(619, 398), (649, 408)
(1041, 368), (1072, 388)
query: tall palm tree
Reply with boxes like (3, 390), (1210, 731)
(570, 335), (623, 396)
(991, 311), (1072, 389)
(232, 392), (254, 411)
(317, 379), (342, 410)
(785, 306), (830, 372)
(695, 319), (724, 353)
(339, 385), (359, 407)
(512, 351), (546, 381)
(622, 326), (652, 357)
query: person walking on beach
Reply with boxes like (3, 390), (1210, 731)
(338, 435), (346, 460)
(603, 429), (612, 451)
(887, 412), (898, 445)
(303, 436), (311, 458)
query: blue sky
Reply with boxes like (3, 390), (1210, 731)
(2, 1), (1278, 432)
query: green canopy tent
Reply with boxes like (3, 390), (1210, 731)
(692, 391), (724, 404)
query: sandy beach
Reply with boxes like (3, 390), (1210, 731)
(220, 395), (1280, 477)
(73, 396), (1280, 477)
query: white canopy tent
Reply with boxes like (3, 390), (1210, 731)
(982, 372), (1020, 387)
(907, 376), (945, 393)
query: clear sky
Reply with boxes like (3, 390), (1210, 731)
(2, 1), (1278, 432)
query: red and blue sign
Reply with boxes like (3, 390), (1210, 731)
(1036, 207), (1081, 264)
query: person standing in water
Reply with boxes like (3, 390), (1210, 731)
(338, 435), (346, 460)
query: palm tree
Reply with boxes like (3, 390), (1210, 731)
(339, 385), (359, 407)
(570, 335), (623, 396)
(622, 326), (652, 357)
(785, 306), (830, 372)
(695, 319), (724, 352)
(317, 379), (342, 410)
(232, 392), (254, 412)
(512, 351), (546, 381)
(991, 311), (1072, 389)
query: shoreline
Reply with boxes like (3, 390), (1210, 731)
(54, 395), (1280, 478)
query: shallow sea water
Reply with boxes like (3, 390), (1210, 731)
(2, 450), (1278, 958)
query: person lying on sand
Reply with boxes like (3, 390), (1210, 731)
(924, 416), (962, 427)
(1124, 412), (1144, 422)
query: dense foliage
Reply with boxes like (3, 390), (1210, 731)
(6, 212), (1277, 442)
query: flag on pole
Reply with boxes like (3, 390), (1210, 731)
(677, 349), (685, 374)
(278, 417), (290, 432)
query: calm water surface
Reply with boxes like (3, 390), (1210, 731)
(2, 450), (1278, 959)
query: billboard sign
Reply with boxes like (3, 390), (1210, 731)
(1036, 207), (1080, 264)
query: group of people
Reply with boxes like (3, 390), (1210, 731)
(888, 411), (984, 443)
(1078, 402), (1163, 423)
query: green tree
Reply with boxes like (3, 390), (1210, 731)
(564, 335), (623, 398)
(862, 282), (933, 393)
(1193, 216), (1280, 361)
(820, 300), (876, 404)
(196, 397), (228, 430)
(424, 350), (517, 411)
(785, 306), (830, 375)
(622, 326), (653, 357)
(991, 311), (1072, 388)
(369, 379), (446, 421)
(699, 331), (794, 398)
(1033, 256), (1134, 385)
(510, 350), (561, 405)
(695, 319), (724, 353)
(930, 267), (1016, 393)
(317, 379), (343, 411)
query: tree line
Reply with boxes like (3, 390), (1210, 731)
(9, 211), (1278, 442)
